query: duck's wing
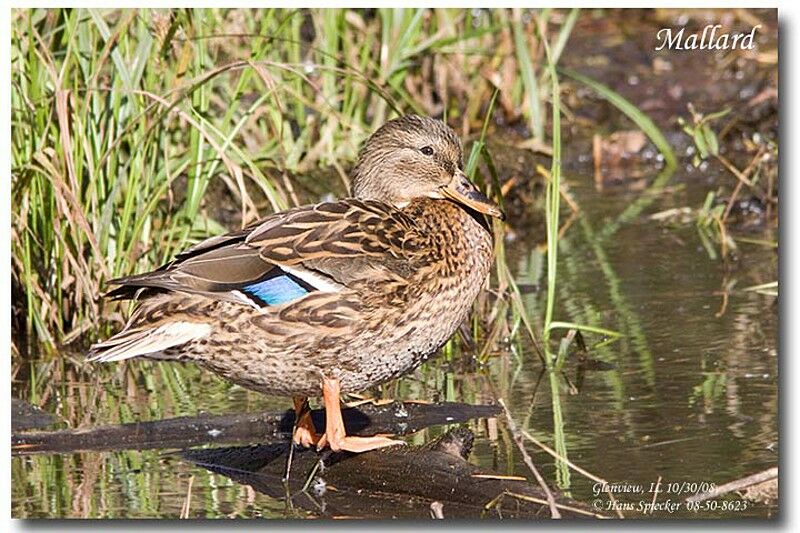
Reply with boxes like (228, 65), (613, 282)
(105, 199), (423, 308)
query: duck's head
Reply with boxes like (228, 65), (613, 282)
(351, 115), (504, 220)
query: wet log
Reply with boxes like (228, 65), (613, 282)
(12, 399), (59, 432)
(182, 427), (604, 519)
(12, 400), (499, 456)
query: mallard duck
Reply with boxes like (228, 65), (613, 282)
(89, 115), (504, 453)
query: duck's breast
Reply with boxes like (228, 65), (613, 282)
(335, 200), (494, 392)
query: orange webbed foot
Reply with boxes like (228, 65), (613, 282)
(317, 378), (406, 453)
(319, 433), (405, 453)
(292, 396), (323, 448)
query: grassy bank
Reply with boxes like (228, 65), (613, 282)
(12, 7), (586, 351)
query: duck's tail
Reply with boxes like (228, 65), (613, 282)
(87, 321), (211, 362)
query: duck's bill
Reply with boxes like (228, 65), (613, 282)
(441, 171), (505, 220)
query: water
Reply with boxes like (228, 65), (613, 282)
(11, 165), (777, 519)
(505, 167), (778, 518)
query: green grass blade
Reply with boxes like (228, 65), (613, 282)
(546, 321), (623, 338)
(511, 10), (543, 142)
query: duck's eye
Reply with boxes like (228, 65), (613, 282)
(420, 146), (434, 156)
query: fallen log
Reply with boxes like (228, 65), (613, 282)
(12, 398), (58, 432)
(182, 427), (605, 519)
(12, 400), (499, 456)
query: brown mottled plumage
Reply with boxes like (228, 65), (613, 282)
(89, 115), (504, 453)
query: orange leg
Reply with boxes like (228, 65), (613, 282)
(292, 396), (322, 448)
(317, 377), (405, 453)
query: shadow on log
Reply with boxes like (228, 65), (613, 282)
(12, 400), (499, 455)
(182, 427), (604, 519)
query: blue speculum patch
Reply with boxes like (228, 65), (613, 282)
(243, 274), (309, 305)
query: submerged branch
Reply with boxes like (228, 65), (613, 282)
(182, 427), (603, 519)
